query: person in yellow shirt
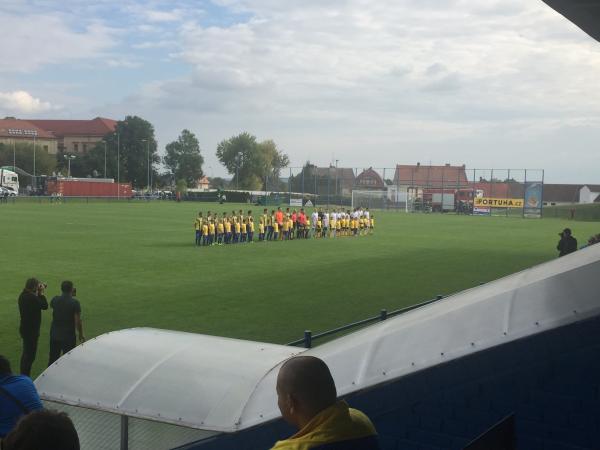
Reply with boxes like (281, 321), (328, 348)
(271, 356), (379, 450)
(224, 218), (232, 244)
(217, 220), (225, 245)
(258, 219), (265, 241)
(208, 220), (216, 245)
(370, 215), (375, 235)
(336, 217), (341, 237)
(305, 218), (310, 238)
(248, 217), (255, 243)
(273, 220), (279, 241)
(201, 222), (209, 246)
(241, 219), (248, 243)
(194, 212), (203, 246)
(282, 215), (290, 240)
(234, 218), (241, 243)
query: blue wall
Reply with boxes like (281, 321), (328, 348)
(179, 316), (600, 450)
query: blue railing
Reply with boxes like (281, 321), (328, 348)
(287, 294), (445, 348)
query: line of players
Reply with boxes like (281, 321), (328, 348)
(193, 207), (375, 246)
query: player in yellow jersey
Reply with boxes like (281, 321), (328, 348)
(241, 219), (248, 243)
(273, 221), (279, 241)
(217, 220), (225, 245)
(258, 218), (265, 241)
(370, 215), (375, 235)
(201, 222), (209, 246)
(282, 215), (289, 240)
(194, 212), (203, 246)
(234, 218), (241, 243)
(224, 218), (232, 244)
(248, 217), (255, 243)
(316, 218), (322, 238)
(208, 220), (216, 245)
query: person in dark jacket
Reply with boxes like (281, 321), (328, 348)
(17, 279), (48, 377)
(557, 228), (578, 257)
(47, 281), (85, 366)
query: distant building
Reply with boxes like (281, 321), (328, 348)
(0, 118), (58, 154)
(393, 163), (469, 189)
(29, 117), (117, 154)
(355, 167), (385, 190)
(196, 176), (210, 190)
(543, 184), (600, 205)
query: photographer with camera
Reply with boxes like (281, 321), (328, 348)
(48, 281), (85, 367)
(557, 228), (578, 257)
(17, 279), (48, 377)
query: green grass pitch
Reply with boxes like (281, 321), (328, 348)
(1, 200), (598, 378)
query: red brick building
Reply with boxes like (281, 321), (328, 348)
(29, 117), (117, 154)
(355, 167), (385, 190)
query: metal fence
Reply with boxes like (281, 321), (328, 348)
(257, 166), (544, 215)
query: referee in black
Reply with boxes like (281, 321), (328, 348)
(18, 278), (48, 377)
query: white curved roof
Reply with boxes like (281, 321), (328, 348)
(36, 244), (600, 432)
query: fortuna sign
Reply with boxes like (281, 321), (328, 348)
(474, 197), (524, 208)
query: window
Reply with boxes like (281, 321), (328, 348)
(83, 143), (88, 152)
(73, 143), (79, 152)
(43, 145), (48, 152)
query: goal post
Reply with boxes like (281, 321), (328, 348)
(351, 189), (407, 211)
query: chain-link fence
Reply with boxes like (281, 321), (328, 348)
(249, 166), (544, 217)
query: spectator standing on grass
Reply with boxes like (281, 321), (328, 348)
(271, 356), (380, 450)
(1, 410), (80, 450)
(17, 279), (48, 377)
(48, 281), (85, 366)
(0, 356), (43, 439)
(557, 228), (578, 257)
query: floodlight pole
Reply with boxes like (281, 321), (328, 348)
(103, 140), (107, 178)
(116, 132), (120, 199)
(12, 139), (16, 170)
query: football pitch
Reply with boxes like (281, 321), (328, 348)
(1, 200), (598, 377)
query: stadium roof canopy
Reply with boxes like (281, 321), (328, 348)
(541, 0), (600, 42)
(35, 244), (600, 434)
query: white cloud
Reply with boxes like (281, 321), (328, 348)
(0, 90), (54, 113)
(116, 0), (600, 183)
(0, 13), (117, 73)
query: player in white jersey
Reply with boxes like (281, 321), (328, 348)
(330, 211), (337, 238)
(311, 210), (318, 236)
(322, 211), (330, 238)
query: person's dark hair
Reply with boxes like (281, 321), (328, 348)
(2, 410), (80, 450)
(61, 281), (74, 294)
(280, 356), (337, 413)
(0, 355), (12, 376)
(24, 278), (39, 292)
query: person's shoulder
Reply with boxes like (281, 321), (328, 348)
(348, 407), (377, 433)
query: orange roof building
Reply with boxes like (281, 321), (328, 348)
(29, 117), (117, 154)
(0, 118), (58, 154)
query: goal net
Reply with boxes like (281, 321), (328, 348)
(351, 189), (407, 210)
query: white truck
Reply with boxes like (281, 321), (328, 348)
(0, 167), (19, 195)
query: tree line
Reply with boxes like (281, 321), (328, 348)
(0, 115), (289, 191)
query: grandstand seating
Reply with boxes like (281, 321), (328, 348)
(178, 315), (600, 450)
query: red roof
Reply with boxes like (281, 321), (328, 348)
(28, 117), (117, 137)
(394, 164), (468, 187)
(0, 118), (56, 139)
(356, 167), (385, 189)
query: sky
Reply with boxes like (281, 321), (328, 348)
(1, 0), (599, 183)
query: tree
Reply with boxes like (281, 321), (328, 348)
(215, 132), (289, 190)
(67, 116), (160, 187)
(163, 130), (204, 188)
(0, 142), (57, 176)
(209, 177), (229, 189)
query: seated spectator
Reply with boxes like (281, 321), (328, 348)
(0, 356), (43, 439)
(1, 410), (79, 450)
(271, 356), (380, 450)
